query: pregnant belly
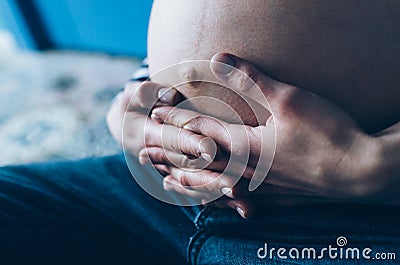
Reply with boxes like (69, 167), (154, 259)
(148, 0), (400, 132)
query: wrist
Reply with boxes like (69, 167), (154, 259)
(341, 132), (386, 202)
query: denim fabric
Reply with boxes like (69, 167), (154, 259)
(189, 204), (400, 264)
(0, 155), (399, 265)
(0, 154), (195, 264)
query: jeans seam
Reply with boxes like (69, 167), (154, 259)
(187, 206), (215, 264)
(194, 205), (213, 228)
(187, 228), (212, 265)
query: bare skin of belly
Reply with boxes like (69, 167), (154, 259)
(148, 0), (400, 133)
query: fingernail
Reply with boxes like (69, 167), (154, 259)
(221, 187), (233, 198)
(183, 123), (193, 131)
(163, 180), (174, 191)
(138, 154), (150, 164)
(201, 153), (212, 162)
(211, 53), (236, 75)
(236, 206), (246, 219)
(154, 165), (169, 175)
(150, 113), (163, 123)
(199, 137), (217, 162)
(158, 87), (176, 104)
(164, 178), (181, 191)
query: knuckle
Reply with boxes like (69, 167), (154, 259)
(131, 81), (158, 109)
(236, 64), (258, 92)
(176, 154), (195, 169)
(275, 85), (300, 112)
(241, 64), (257, 82)
(180, 65), (198, 82)
(180, 172), (192, 187)
(185, 115), (203, 128)
(179, 64), (203, 90)
(135, 87), (151, 109)
(179, 133), (201, 157)
(154, 150), (167, 164)
(184, 115), (209, 132)
(184, 81), (203, 90)
(136, 95), (148, 109)
(187, 157), (208, 169)
(200, 172), (216, 193)
(166, 109), (184, 126)
(122, 87), (140, 110)
(143, 127), (154, 146)
(226, 124), (249, 157)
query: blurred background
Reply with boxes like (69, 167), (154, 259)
(0, 0), (153, 166)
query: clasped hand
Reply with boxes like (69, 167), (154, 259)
(108, 53), (388, 218)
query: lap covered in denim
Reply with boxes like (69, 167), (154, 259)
(189, 202), (400, 264)
(0, 154), (398, 264)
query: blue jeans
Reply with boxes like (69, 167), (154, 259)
(0, 154), (399, 264)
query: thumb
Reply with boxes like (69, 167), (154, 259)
(210, 53), (277, 111)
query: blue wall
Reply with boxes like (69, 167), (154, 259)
(0, 0), (153, 58)
(0, 0), (36, 49)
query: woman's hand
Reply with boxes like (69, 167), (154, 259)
(106, 81), (217, 171)
(142, 53), (386, 217)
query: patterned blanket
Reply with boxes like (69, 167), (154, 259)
(0, 49), (140, 165)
